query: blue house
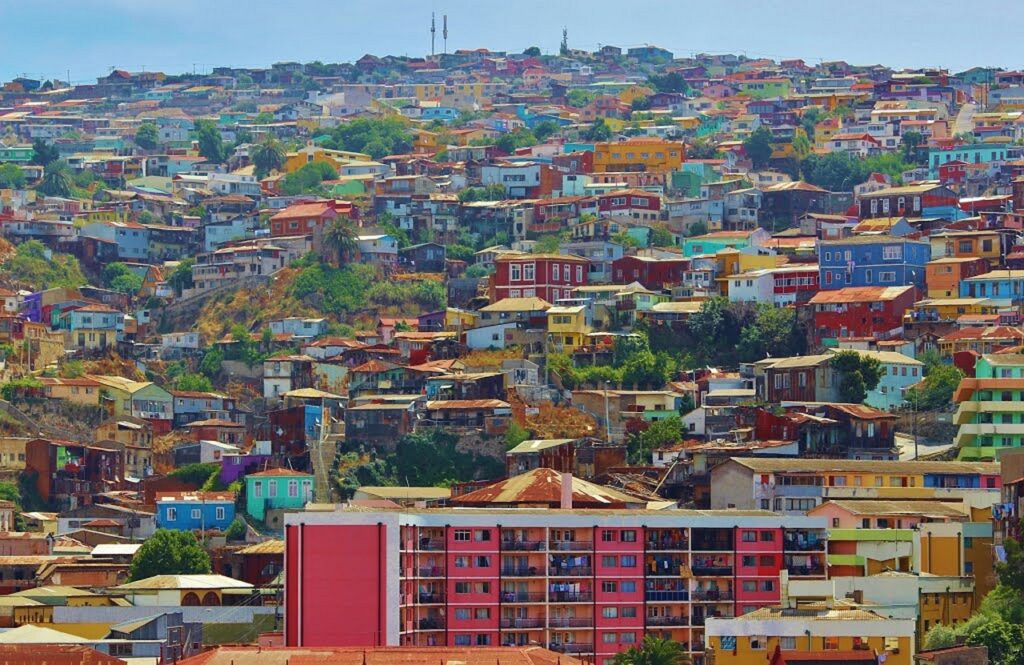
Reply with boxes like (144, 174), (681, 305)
(155, 491), (235, 532)
(818, 236), (930, 290)
(960, 270), (1024, 302)
(928, 142), (1016, 178)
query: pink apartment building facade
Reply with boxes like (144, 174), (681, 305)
(284, 509), (828, 665)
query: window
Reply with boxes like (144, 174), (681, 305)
(621, 633), (637, 644)
(602, 556), (617, 568)
(751, 636), (767, 650)
(620, 530), (636, 542)
(603, 633), (618, 644)
(742, 556), (756, 567)
(601, 530), (617, 542)
(167, 507), (177, 521)
(759, 555), (773, 566)
(476, 635), (490, 646)
(882, 245), (903, 260)
(191, 509), (200, 520)
(523, 263), (535, 280)
(474, 608), (490, 619)
(879, 271), (896, 282)
(454, 556), (469, 568)
(455, 582), (470, 593)
(253, 482), (262, 498)
(780, 636), (796, 650)
(824, 637), (839, 650)
(742, 580), (757, 592)
(474, 582), (490, 593)
(602, 581), (618, 592)
(475, 556), (490, 567)
(760, 530), (775, 542)
(761, 580), (775, 592)
(288, 480), (298, 498)
(269, 482), (277, 498)
(474, 530), (491, 542)
(215, 506), (225, 520)
(742, 531), (757, 542)
(510, 264), (521, 281)
(620, 581), (636, 592)
(455, 608), (471, 620)
(602, 607), (619, 619)
(454, 635), (471, 646)
(454, 530), (471, 541)
(621, 606), (637, 618)
(576, 265), (583, 282)
(552, 264), (560, 281)
(620, 555), (637, 568)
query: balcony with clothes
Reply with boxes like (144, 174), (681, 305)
(646, 528), (689, 551)
(784, 553), (826, 577)
(501, 553), (545, 577)
(691, 528), (733, 551)
(784, 529), (826, 552)
(645, 579), (689, 602)
(645, 554), (689, 577)
(548, 582), (592, 603)
(692, 581), (733, 603)
(549, 554), (592, 577)
(416, 586), (445, 605)
(500, 583), (546, 603)
(549, 532), (593, 551)
(691, 554), (733, 577)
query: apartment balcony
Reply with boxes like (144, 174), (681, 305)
(645, 590), (689, 602)
(416, 539), (445, 551)
(692, 590), (732, 601)
(548, 643), (594, 655)
(786, 564), (826, 577)
(416, 566), (445, 577)
(500, 618), (545, 629)
(501, 540), (545, 551)
(549, 566), (592, 577)
(691, 565), (733, 576)
(548, 617), (593, 628)
(417, 592), (445, 604)
(647, 561), (688, 576)
(549, 541), (593, 551)
(502, 567), (542, 577)
(646, 615), (689, 626)
(646, 539), (689, 551)
(955, 400), (1024, 425)
(549, 591), (593, 603)
(501, 591), (546, 603)
(418, 618), (445, 630)
(956, 422), (1024, 436)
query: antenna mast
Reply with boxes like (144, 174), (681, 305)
(443, 15), (448, 55)
(431, 13), (436, 57)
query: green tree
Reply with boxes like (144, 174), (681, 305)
(742, 126), (774, 169)
(128, 530), (211, 581)
(737, 304), (805, 362)
(900, 131), (927, 165)
(631, 96), (651, 112)
(38, 160), (73, 197)
(905, 364), (963, 411)
(30, 139), (59, 166)
(523, 46), (541, 56)
(566, 89), (596, 108)
(647, 73), (689, 94)
(686, 139), (720, 160)
(323, 218), (358, 266)
(135, 122), (159, 150)
(199, 348), (224, 379)
(831, 350), (882, 404)
(251, 138), (286, 178)
(533, 120), (559, 142)
(962, 614), (1022, 665)
(1, 239), (86, 290)
(791, 128), (812, 160)
(505, 421), (530, 450)
(168, 259), (194, 295)
(0, 163), (27, 189)
(224, 518), (247, 541)
(168, 463), (221, 487)
(612, 635), (691, 665)
(102, 262), (143, 294)
(687, 220), (709, 237)
(176, 373), (214, 392)
(584, 118), (612, 142)
(496, 129), (538, 154)
(922, 623), (958, 650)
(626, 417), (685, 464)
(281, 161), (337, 196)
(649, 225), (674, 247)
(195, 119), (226, 163)
(315, 116), (412, 158)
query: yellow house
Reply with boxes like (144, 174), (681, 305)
(616, 84), (655, 106)
(412, 128), (440, 153)
(283, 143), (373, 173)
(445, 308), (478, 332)
(592, 137), (684, 174)
(0, 437), (28, 470)
(38, 377), (103, 406)
(707, 598), (914, 665)
(547, 305), (591, 353)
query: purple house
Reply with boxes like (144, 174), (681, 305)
(219, 451), (274, 485)
(417, 310), (446, 333)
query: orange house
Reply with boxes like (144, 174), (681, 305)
(925, 257), (991, 298)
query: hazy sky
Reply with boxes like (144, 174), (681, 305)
(1, 0), (1020, 83)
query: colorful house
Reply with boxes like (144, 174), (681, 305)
(818, 236), (930, 290)
(245, 468), (314, 522)
(954, 353), (1024, 460)
(683, 229), (770, 258)
(155, 491), (236, 532)
(592, 138), (684, 174)
(925, 257), (991, 298)
(546, 305), (592, 353)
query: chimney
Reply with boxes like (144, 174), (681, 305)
(560, 472), (573, 510)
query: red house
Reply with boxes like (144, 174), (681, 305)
(269, 201), (351, 237)
(806, 285), (917, 346)
(612, 255), (689, 290)
(938, 160), (969, 185)
(596, 189), (662, 223)
(490, 253), (589, 304)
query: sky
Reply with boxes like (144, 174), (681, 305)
(0, 0), (1021, 83)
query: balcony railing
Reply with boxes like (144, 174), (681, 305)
(646, 590), (689, 602)
(418, 592), (445, 603)
(500, 618), (545, 629)
(417, 566), (445, 577)
(692, 590), (732, 601)
(502, 540), (545, 551)
(501, 591), (546, 603)
(550, 591), (593, 603)
(417, 539), (445, 551)
(646, 540), (689, 551)
(549, 541), (593, 551)
(646, 615), (689, 626)
(549, 566), (592, 577)
(786, 565), (826, 576)
(548, 617), (593, 628)
(549, 643), (594, 654)
(648, 563), (688, 576)
(418, 618), (445, 630)
(501, 567), (542, 577)
(691, 566), (732, 576)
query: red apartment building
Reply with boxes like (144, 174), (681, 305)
(596, 189), (662, 223)
(612, 255), (690, 290)
(806, 285), (917, 346)
(490, 254), (589, 304)
(284, 508), (827, 665)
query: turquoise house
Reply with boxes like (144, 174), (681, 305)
(928, 142), (1013, 178)
(828, 349), (923, 411)
(245, 468), (314, 522)
(0, 144), (34, 163)
(683, 229), (769, 257)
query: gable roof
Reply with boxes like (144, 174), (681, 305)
(452, 468), (641, 507)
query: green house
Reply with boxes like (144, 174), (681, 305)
(245, 468), (314, 522)
(0, 144), (34, 163)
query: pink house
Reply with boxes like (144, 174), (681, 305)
(807, 500), (966, 530)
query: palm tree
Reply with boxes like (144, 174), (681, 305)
(612, 636), (691, 665)
(38, 160), (73, 198)
(322, 218), (358, 266)
(252, 139), (286, 179)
